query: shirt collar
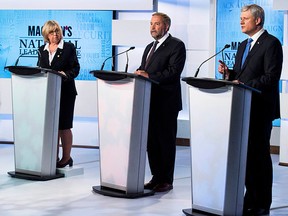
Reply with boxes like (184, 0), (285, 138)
(250, 28), (265, 45)
(157, 32), (169, 44)
(44, 39), (64, 51)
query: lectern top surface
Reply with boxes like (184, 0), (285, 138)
(182, 77), (260, 93)
(90, 70), (159, 84)
(4, 66), (65, 77)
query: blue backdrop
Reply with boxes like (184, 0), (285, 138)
(215, 0), (284, 79)
(215, 0), (284, 126)
(0, 10), (112, 80)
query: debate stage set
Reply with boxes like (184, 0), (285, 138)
(1, 0), (288, 215)
(1, 67), (288, 216)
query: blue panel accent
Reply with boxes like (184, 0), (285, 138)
(0, 10), (113, 80)
(215, 1), (284, 128)
(0, 114), (13, 120)
(273, 118), (281, 127)
(215, 0), (284, 79)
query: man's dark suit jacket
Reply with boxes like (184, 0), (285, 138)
(230, 30), (283, 210)
(230, 30), (283, 122)
(38, 41), (80, 97)
(138, 34), (186, 113)
(138, 34), (186, 184)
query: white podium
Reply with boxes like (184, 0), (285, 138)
(5, 66), (64, 180)
(279, 79), (288, 166)
(274, 0), (288, 166)
(90, 70), (156, 198)
(181, 77), (257, 215)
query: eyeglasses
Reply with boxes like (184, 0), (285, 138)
(49, 29), (60, 35)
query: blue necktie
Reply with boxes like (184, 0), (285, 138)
(241, 38), (253, 68)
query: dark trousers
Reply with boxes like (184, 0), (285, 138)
(244, 115), (273, 211)
(147, 109), (179, 185)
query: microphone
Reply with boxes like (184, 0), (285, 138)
(37, 50), (42, 67)
(100, 46), (135, 71)
(221, 48), (227, 80)
(15, 50), (39, 66)
(124, 47), (135, 73)
(194, 44), (230, 77)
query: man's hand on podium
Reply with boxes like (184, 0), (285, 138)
(59, 71), (67, 77)
(134, 70), (149, 78)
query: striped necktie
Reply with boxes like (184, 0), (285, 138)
(145, 41), (159, 70)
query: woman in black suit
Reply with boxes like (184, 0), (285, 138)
(219, 4), (283, 215)
(38, 20), (80, 168)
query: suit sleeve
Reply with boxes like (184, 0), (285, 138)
(244, 39), (282, 91)
(63, 44), (80, 81)
(149, 40), (186, 84)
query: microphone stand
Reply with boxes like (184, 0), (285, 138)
(15, 50), (39, 66)
(221, 51), (226, 80)
(100, 47), (135, 71)
(15, 53), (26, 66)
(194, 44), (230, 78)
(124, 51), (129, 73)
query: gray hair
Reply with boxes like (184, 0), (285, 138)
(152, 12), (171, 31)
(241, 4), (265, 27)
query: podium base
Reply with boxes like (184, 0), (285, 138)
(92, 185), (155, 198)
(182, 208), (218, 216)
(8, 171), (64, 181)
(56, 166), (84, 177)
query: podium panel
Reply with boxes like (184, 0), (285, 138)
(182, 77), (253, 216)
(279, 80), (288, 165)
(91, 70), (155, 198)
(5, 66), (63, 180)
(189, 86), (231, 213)
(279, 119), (288, 165)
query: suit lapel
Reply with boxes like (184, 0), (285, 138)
(146, 35), (171, 69)
(42, 50), (50, 68)
(51, 48), (63, 68)
(241, 31), (268, 70)
(235, 31), (269, 82)
(143, 42), (153, 68)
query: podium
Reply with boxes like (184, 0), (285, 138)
(279, 79), (288, 166)
(4, 66), (64, 180)
(90, 70), (156, 198)
(181, 77), (257, 215)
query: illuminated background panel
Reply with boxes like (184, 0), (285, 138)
(0, 10), (113, 80)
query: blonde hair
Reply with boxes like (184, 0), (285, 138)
(42, 20), (63, 43)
